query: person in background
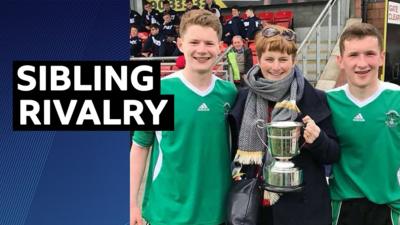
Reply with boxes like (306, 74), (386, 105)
(244, 8), (262, 41)
(161, 13), (178, 56)
(141, 1), (161, 32)
(130, 9), (143, 32)
(204, 0), (220, 12)
(229, 35), (253, 88)
(204, 0), (222, 23)
(185, 0), (199, 12)
(327, 22), (400, 225)
(161, 13), (177, 37)
(223, 5), (245, 45)
(228, 25), (340, 225)
(130, 25), (142, 57)
(161, 0), (179, 25)
(142, 24), (166, 56)
(130, 9), (237, 225)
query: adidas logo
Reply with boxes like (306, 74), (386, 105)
(353, 113), (365, 122)
(197, 103), (210, 112)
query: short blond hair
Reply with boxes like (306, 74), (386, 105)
(255, 25), (297, 60)
(179, 9), (222, 40)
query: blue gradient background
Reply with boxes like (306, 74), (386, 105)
(0, 1), (130, 225)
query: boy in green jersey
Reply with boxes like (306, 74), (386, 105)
(327, 23), (400, 225)
(130, 9), (237, 225)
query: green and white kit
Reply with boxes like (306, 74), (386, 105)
(327, 82), (400, 224)
(133, 71), (237, 225)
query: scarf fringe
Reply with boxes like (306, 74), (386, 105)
(263, 190), (280, 206)
(234, 149), (264, 165)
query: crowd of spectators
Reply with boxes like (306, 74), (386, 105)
(130, 0), (263, 58)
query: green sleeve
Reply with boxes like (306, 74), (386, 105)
(132, 131), (155, 148)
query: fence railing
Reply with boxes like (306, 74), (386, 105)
(296, 0), (350, 83)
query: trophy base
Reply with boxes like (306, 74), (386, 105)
(263, 183), (304, 193)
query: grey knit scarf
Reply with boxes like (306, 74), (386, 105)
(234, 65), (305, 165)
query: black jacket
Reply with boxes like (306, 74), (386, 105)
(130, 36), (142, 57)
(244, 16), (261, 40)
(243, 48), (253, 75)
(130, 10), (143, 31)
(141, 10), (161, 29)
(228, 70), (340, 225)
(143, 33), (166, 56)
(223, 16), (245, 45)
(162, 9), (179, 25)
(161, 22), (177, 38)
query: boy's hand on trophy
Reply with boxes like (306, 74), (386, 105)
(302, 115), (320, 144)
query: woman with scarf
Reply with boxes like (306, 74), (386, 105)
(228, 25), (340, 225)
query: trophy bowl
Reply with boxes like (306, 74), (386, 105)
(266, 121), (303, 160)
(262, 121), (304, 192)
(263, 161), (303, 192)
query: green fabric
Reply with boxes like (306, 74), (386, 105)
(331, 200), (342, 225)
(227, 50), (240, 82)
(327, 82), (400, 213)
(133, 71), (237, 225)
(392, 209), (400, 225)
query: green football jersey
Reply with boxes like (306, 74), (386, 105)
(133, 71), (237, 225)
(327, 82), (400, 212)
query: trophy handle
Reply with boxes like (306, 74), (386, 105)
(299, 125), (306, 150)
(255, 119), (274, 166)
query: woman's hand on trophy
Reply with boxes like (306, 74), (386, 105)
(302, 115), (320, 144)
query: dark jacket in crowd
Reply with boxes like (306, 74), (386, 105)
(228, 67), (340, 225)
(130, 10), (143, 30)
(161, 21), (177, 38)
(223, 16), (245, 45)
(130, 36), (142, 57)
(161, 21), (178, 56)
(141, 10), (162, 30)
(163, 9), (179, 25)
(143, 33), (166, 56)
(241, 47), (253, 74)
(244, 16), (262, 40)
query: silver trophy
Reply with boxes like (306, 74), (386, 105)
(258, 121), (304, 192)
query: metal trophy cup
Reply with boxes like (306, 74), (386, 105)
(258, 121), (304, 192)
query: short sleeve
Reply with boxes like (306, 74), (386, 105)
(132, 131), (155, 148)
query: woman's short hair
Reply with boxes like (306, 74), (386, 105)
(255, 25), (297, 60)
